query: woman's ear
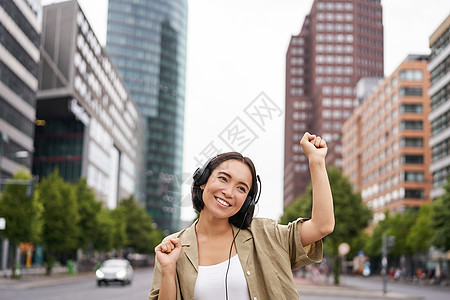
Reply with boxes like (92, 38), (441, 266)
(200, 184), (205, 190)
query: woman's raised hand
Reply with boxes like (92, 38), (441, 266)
(155, 238), (182, 270)
(300, 132), (328, 161)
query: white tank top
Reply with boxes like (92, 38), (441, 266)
(194, 254), (251, 300)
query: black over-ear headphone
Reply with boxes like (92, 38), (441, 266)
(193, 154), (261, 219)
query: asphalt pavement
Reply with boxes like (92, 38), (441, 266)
(0, 267), (449, 299)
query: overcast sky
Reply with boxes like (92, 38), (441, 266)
(43, 0), (450, 222)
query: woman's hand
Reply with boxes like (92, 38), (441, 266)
(300, 132), (327, 161)
(155, 238), (182, 271)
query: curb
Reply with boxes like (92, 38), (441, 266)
(297, 284), (424, 299)
(294, 277), (424, 300)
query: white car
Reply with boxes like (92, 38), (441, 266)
(96, 259), (134, 286)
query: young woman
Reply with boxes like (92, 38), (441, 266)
(149, 132), (334, 300)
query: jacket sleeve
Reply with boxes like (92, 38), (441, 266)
(149, 233), (183, 300)
(148, 256), (183, 300)
(275, 217), (323, 269)
(148, 257), (162, 300)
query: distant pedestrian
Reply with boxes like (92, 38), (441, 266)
(149, 132), (335, 300)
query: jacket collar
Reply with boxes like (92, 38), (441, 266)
(231, 223), (253, 269)
(178, 221), (199, 271)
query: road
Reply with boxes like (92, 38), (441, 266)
(0, 268), (153, 300)
(1, 268), (449, 300)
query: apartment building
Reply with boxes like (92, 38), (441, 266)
(342, 55), (431, 223)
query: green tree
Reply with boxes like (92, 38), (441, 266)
(431, 179), (450, 251)
(75, 178), (101, 251)
(280, 166), (371, 284)
(406, 205), (433, 253)
(38, 169), (79, 275)
(384, 208), (417, 257)
(93, 208), (115, 252)
(364, 212), (389, 257)
(0, 169), (41, 278)
(280, 185), (312, 225)
(110, 207), (127, 250)
(117, 196), (163, 253)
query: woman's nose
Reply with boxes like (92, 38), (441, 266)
(222, 186), (233, 198)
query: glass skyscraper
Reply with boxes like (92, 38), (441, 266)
(106, 0), (187, 233)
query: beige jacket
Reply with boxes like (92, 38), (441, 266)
(149, 217), (322, 300)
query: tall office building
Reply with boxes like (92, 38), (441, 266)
(284, 0), (383, 205)
(0, 0), (41, 180)
(428, 14), (450, 199)
(35, 0), (141, 209)
(0, 0), (41, 272)
(342, 55), (431, 224)
(107, 0), (188, 233)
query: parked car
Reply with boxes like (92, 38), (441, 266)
(95, 259), (134, 286)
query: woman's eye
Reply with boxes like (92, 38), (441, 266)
(238, 186), (246, 193)
(218, 176), (227, 182)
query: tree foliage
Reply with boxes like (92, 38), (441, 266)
(280, 166), (371, 284)
(75, 178), (101, 250)
(0, 168), (41, 244)
(0, 168), (42, 277)
(38, 169), (79, 274)
(117, 196), (164, 253)
(406, 204), (433, 253)
(384, 208), (417, 256)
(431, 178), (450, 251)
(93, 208), (116, 252)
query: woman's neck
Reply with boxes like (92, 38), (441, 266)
(196, 213), (232, 237)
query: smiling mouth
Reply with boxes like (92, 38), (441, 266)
(215, 197), (231, 207)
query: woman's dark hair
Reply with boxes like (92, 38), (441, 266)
(191, 152), (258, 228)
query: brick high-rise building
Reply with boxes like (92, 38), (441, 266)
(342, 55), (431, 224)
(284, 0), (384, 205)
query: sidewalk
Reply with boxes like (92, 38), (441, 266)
(294, 276), (424, 299)
(0, 271), (94, 290)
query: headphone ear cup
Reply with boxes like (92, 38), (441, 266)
(239, 194), (255, 215)
(193, 167), (211, 187)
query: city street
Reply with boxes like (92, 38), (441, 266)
(1, 267), (449, 300)
(0, 268), (153, 300)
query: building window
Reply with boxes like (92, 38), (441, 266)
(431, 110), (450, 135)
(323, 98), (332, 107)
(401, 155), (424, 164)
(400, 104), (423, 113)
(399, 87), (423, 97)
(432, 138), (450, 161)
(290, 88), (304, 96)
(403, 172), (424, 182)
(401, 137), (423, 147)
(399, 69), (423, 81)
(404, 189), (425, 199)
(323, 86), (332, 95)
(400, 120), (423, 130)
(323, 110), (332, 118)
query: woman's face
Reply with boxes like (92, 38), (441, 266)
(200, 159), (253, 220)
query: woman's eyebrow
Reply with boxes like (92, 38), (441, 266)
(218, 171), (250, 190)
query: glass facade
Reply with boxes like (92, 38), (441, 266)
(107, 0), (187, 233)
(33, 117), (84, 183)
(0, 0), (40, 179)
